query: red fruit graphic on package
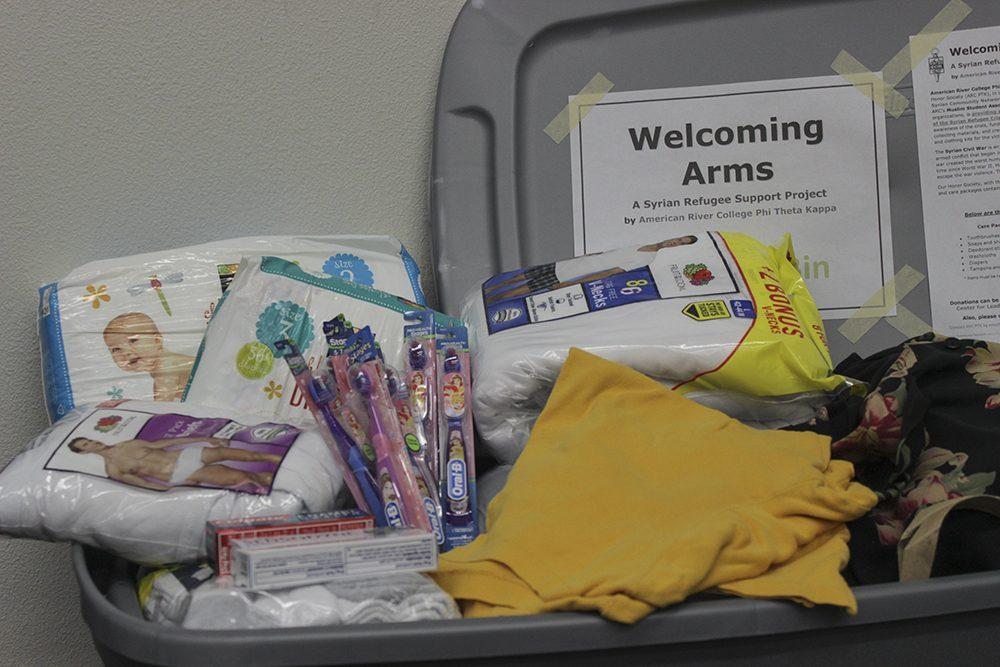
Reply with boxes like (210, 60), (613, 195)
(683, 263), (715, 286)
(95, 415), (122, 433)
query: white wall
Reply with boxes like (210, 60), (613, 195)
(0, 1), (464, 663)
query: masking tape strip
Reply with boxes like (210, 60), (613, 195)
(831, 0), (971, 117)
(887, 304), (934, 340)
(896, 0), (972, 83)
(831, 52), (911, 118)
(544, 72), (614, 144)
(838, 265), (927, 343)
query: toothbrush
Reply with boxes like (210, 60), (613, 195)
(388, 368), (434, 486)
(387, 367), (446, 547)
(310, 374), (386, 526)
(324, 360), (376, 465)
(323, 319), (353, 390)
(274, 340), (384, 523)
(441, 348), (472, 524)
(414, 471), (446, 548)
(352, 363), (432, 532)
(322, 320), (375, 465)
(406, 338), (438, 480)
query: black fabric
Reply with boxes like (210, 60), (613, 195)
(788, 333), (1000, 584)
(931, 509), (1000, 578)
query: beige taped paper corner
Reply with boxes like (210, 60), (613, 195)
(831, 52), (911, 118)
(544, 73), (614, 144)
(831, 0), (972, 117)
(838, 265), (930, 343)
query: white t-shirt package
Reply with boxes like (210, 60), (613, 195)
(465, 231), (843, 464)
(38, 235), (425, 423)
(0, 400), (343, 565)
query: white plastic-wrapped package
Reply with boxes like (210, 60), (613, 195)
(476, 464), (512, 533)
(0, 400), (343, 564)
(185, 256), (459, 423)
(38, 235), (425, 422)
(140, 568), (459, 629)
(465, 231), (844, 464)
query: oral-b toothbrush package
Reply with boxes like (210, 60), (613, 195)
(322, 317), (375, 464)
(346, 330), (431, 533)
(437, 326), (478, 549)
(403, 311), (439, 482)
(274, 339), (385, 525)
(184, 256), (456, 424)
(386, 364), (447, 549)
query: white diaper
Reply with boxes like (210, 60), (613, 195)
(170, 445), (207, 485)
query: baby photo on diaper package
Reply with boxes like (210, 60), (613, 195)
(43, 407), (299, 494)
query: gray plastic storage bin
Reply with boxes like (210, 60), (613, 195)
(74, 0), (1000, 663)
(429, 0), (999, 361)
(71, 545), (1000, 665)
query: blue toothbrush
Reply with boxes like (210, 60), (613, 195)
(274, 339), (387, 526)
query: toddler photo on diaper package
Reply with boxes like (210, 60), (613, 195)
(102, 311), (195, 402)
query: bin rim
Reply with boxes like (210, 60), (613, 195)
(72, 544), (1000, 666)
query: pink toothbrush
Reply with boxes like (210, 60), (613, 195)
(352, 362), (431, 532)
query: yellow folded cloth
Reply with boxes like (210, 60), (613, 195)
(434, 349), (876, 623)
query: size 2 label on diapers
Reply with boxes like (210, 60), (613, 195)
(483, 233), (738, 333)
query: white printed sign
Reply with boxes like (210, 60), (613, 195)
(912, 25), (1000, 339)
(570, 75), (895, 319)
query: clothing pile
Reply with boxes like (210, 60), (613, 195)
(434, 349), (876, 622)
(4, 229), (999, 638)
(787, 333), (1000, 583)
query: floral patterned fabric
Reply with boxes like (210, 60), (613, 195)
(788, 333), (1000, 584)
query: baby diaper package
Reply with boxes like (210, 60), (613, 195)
(185, 256), (458, 423)
(465, 231), (844, 463)
(0, 400), (343, 564)
(38, 235), (425, 423)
